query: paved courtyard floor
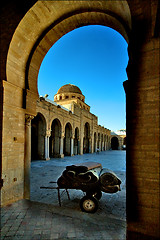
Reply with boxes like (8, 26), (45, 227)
(1, 151), (126, 240)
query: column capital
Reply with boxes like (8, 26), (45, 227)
(61, 132), (65, 138)
(25, 114), (34, 126)
(46, 130), (51, 137)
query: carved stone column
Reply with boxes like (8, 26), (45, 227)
(102, 141), (104, 151)
(105, 141), (107, 151)
(45, 130), (51, 160)
(89, 137), (92, 153)
(71, 135), (74, 156)
(77, 137), (80, 155)
(24, 114), (34, 199)
(99, 139), (101, 151)
(95, 140), (97, 152)
(91, 134), (94, 153)
(80, 137), (83, 155)
(60, 133), (64, 158)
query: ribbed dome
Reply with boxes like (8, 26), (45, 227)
(57, 84), (82, 95)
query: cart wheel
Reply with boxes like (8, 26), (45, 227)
(86, 190), (102, 200)
(80, 196), (98, 213)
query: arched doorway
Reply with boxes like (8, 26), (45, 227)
(5, 3), (130, 202)
(64, 123), (72, 156)
(97, 133), (100, 151)
(111, 136), (119, 150)
(49, 119), (61, 158)
(104, 135), (106, 151)
(74, 127), (79, 155)
(31, 113), (46, 160)
(101, 134), (104, 151)
(94, 132), (97, 152)
(83, 122), (90, 153)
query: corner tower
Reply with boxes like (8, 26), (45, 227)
(54, 84), (90, 112)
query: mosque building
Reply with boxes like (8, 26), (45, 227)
(31, 84), (112, 160)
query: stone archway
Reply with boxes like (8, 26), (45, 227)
(4, 2), (131, 203)
(94, 132), (97, 152)
(83, 122), (90, 154)
(111, 136), (119, 150)
(31, 113), (46, 160)
(101, 134), (104, 151)
(97, 133), (100, 151)
(49, 118), (62, 158)
(74, 127), (79, 155)
(64, 122), (72, 156)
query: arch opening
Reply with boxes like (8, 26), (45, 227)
(31, 113), (46, 161)
(94, 132), (97, 152)
(101, 134), (104, 151)
(64, 123), (72, 156)
(4, 0), (129, 225)
(49, 118), (62, 158)
(111, 136), (119, 150)
(74, 127), (80, 155)
(83, 122), (90, 154)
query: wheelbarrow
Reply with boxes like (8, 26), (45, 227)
(40, 162), (121, 213)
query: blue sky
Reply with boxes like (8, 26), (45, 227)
(38, 25), (128, 132)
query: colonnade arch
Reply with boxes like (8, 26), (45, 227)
(83, 122), (90, 154)
(93, 132), (109, 153)
(74, 127), (80, 155)
(101, 134), (104, 151)
(31, 110), (110, 159)
(64, 122), (72, 156)
(31, 113), (46, 160)
(94, 132), (97, 152)
(111, 136), (119, 150)
(49, 118), (62, 158)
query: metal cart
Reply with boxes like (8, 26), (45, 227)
(40, 162), (121, 213)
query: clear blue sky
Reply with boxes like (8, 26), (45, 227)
(38, 25), (128, 132)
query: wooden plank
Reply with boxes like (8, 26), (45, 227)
(75, 162), (102, 170)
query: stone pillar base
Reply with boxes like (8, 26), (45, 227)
(60, 154), (64, 158)
(45, 158), (50, 161)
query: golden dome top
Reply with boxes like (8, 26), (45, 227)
(57, 84), (82, 95)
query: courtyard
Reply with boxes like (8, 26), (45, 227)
(1, 150), (126, 240)
(30, 150), (126, 221)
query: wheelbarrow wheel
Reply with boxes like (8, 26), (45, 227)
(86, 190), (102, 200)
(80, 196), (98, 213)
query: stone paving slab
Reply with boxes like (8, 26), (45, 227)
(1, 200), (126, 240)
(1, 151), (126, 240)
(30, 151), (126, 221)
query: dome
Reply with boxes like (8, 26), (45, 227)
(57, 84), (82, 95)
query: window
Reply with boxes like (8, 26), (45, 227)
(60, 96), (62, 100)
(72, 96), (75, 98)
(65, 96), (69, 99)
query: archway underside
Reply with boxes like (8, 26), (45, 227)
(6, 1), (131, 115)
(28, 11), (129, 97)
